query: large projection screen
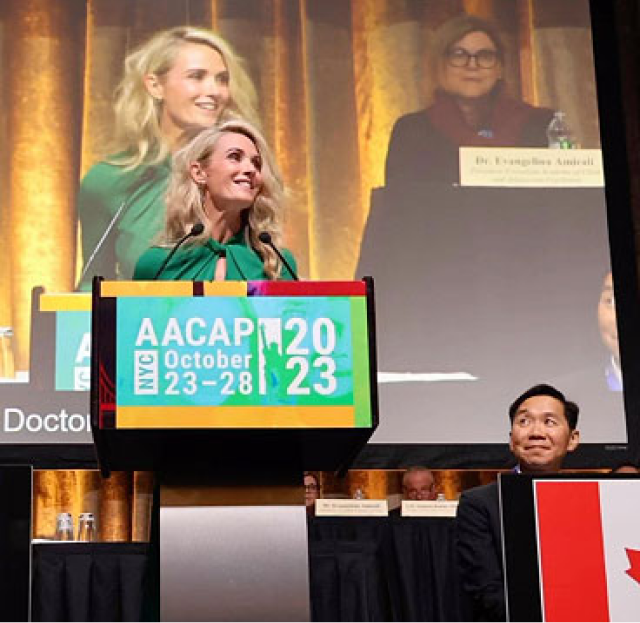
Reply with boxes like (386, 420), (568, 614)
(0, 0), (637, 466)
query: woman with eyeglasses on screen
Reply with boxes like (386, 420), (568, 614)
(384, 14), (556, 187)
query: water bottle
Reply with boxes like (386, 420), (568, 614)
(546, 111), (574, 149)
(0, 327), (15, 379)
(353, 488), (366, 500)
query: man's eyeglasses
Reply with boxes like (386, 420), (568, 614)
(446, 47), (499, 69)
(305, 484), (319, 491)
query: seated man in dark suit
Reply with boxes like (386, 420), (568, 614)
(455, 384), (580, 621)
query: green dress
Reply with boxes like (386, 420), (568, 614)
(133, 229), (297, 281)
(77, 158), (171, 290)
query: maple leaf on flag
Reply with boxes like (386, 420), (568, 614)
(625, 548), (640, 585)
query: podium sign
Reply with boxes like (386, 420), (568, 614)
(91, 279), (378, 472)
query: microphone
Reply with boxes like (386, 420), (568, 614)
(153, 223), (205, 280)
(78, 200), (128, 285)
(258, 232), (299, 280)
(77, 166), (161, 288)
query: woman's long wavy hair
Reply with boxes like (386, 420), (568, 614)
(109, 26), (259, 168)
(164, 120), (287, 279)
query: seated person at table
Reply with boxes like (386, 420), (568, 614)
(455, 384), (580, 621)
(134, 119), (297, 281)
(385, 14), (555, 187)
(304, 471), (321, 515)
(402, 466), (438, 501)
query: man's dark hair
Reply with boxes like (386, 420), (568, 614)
(508, 384), (579, 430)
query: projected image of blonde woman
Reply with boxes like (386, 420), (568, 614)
(76, 26), (259, 290)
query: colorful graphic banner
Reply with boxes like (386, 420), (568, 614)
(100, 282), (374, 430)
(55, 310), (91, 391)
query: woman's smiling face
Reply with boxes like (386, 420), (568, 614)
(150, 42), (231, 143)
(192, 131), (263, 216)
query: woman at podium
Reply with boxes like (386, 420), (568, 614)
(77, 26), (261, 290)
(133, 119), (297, 281)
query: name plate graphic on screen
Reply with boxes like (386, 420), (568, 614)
(95, 280), (375, 430)
(30, 292), (92, 394)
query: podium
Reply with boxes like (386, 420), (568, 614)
(90, 278), (378, 621)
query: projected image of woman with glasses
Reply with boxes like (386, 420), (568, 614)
(385, 14), (558, 186)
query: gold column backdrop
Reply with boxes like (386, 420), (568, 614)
(255, 0), (312, 275)
(33, 470), (100, 539)
(350, 0), (425, 254)
(320, 469), (505, 502)
(0, 7), (13, 336)
(529, 0), (600, 147)
(81, 0), (131, 178)
(33, 470), (154, 541)
(6, 0), (84, 371)
(0, 0), (599, 533)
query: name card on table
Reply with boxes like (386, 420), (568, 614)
(401, 500), (459, 517)
(315, 499), (388, 517)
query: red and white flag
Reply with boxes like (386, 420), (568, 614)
(534, 480), (640, 622)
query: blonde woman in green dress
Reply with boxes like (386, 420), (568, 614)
(77, 26), (259, 290)
(134, 119), (296, 282)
